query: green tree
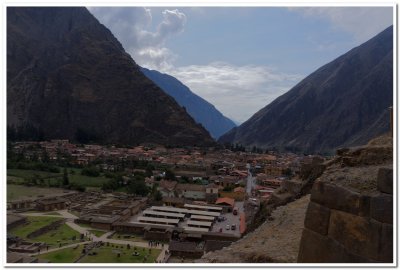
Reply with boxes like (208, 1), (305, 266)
(127, 180), (149, 196)
(165, 169), (176, 181)
(63, 167), (70, 186)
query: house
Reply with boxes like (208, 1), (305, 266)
(205, 183), (220, 203)
(215, 197), (235, 213)
(176, 184), (206, 200)
(233, 186), (245, 194)
(157, 180), (178, 198)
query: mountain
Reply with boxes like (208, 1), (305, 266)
(219, 26), (393, 154)
(7, 7), (214, 147)
(141, 67), (236, 139)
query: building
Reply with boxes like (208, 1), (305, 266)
(158, 180), (178, 198)
(215, 197), (235, 213)
(35, 197), (67, 211)
(176, 184), (206, 200)
(205, 183), (220, 203)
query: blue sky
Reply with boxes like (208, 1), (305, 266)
(88, 7), (393, 123)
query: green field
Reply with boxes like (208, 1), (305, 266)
(32, 223), (82, 247)
(37, 245), (84, 263)
(7, 168), (110, 188)
(10, 216), (63, 238)
(80, 245), (160, 263)
(7, 184), (68, 201)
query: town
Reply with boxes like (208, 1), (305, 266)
(7, 139), (324, 263)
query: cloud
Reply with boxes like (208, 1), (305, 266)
(289, 7), (393, 42)
(88, 7), (186, 69)
(165, 62), (303, 123)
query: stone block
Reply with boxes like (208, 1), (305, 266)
(297, 228), (368, 263)
(281, 180), (303, 195)
(379, 223), (393, 263)
(304, 202), (330, 235)
(311, 181), (370, 216)
(328, 210), (371, 258)
(269, 192), (293, 207)
(377, 168), (393, 194)
(328, 210), (389, 261)
(370, 193), (393, 224)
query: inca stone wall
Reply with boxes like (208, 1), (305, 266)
(298, 135), (393, 263)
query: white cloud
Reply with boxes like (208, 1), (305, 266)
(88, 7), (304, 123)
(88, 7), (186, 70)
(164, 62), (303, 123)
(289, 7), (393, 42)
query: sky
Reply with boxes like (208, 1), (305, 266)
(88, 6), (393, 124)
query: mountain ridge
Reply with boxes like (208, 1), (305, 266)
(7, 7), (215, 147)
(219, 25), (393, 154)
(141, 67), (236, 139)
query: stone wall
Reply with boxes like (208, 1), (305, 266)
(298, 166), (393, 263)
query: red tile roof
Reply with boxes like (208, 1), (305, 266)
(215, 197), (235, 207)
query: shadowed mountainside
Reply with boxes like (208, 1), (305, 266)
(7, 7), (214, 147)
(219, 26), (393, 154)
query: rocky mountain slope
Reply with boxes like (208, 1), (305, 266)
(7, 7), (214, 146)
(141, 67), (236, 139)
(219, 26), (393, 154)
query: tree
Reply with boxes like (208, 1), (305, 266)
(145, 164), (154, 177)
(81, 167), (100, 177)
(127, 180), (149, 196)
(165, 169), (176, 181)
(153, 190), (162, 201)
(63, 168), (70, 186)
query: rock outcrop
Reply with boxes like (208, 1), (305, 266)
(298, 133), (393, 263)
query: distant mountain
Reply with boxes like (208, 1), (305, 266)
(141, 67), (236, 139)
(219, 26), (393, 154)
(7, 7), (214, 147)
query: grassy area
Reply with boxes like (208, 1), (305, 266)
(7, 168), (110, 188)
(110, 233), (146, 242)
(69, 174), (109, 187)
(80, 245), (160, 263)
(7, 184), (68, 201)
(88, 230), (106, 237)
(32, 223), (82, 247)
(10, 216), (63, 238)
(45, 212), (62, 216)
(37, 245), (84, 263)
